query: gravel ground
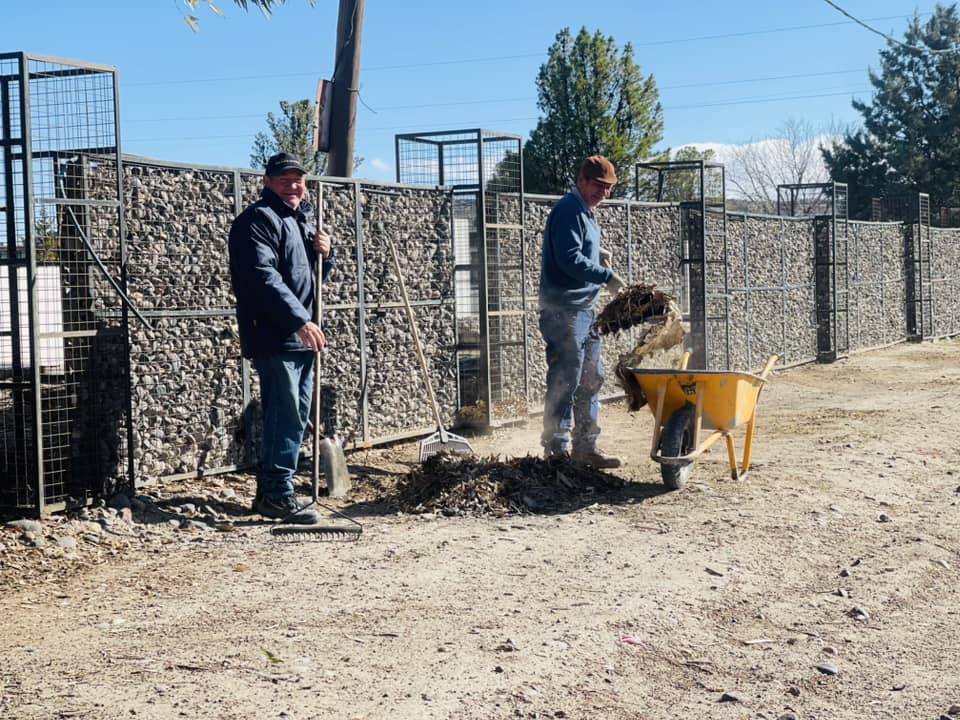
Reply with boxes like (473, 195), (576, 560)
(2, 340), (960, 720)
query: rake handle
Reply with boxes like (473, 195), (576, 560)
(311, 182), (325, 503)
(384, 232), (446, 436)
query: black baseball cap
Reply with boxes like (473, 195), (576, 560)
(265, 152), (307, 176)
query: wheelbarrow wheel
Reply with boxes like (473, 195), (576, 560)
(659, 403), (695, 490)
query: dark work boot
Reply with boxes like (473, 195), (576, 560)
(254, 494), (320, 524)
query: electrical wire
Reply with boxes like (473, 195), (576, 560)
(822, 0), (959, 54)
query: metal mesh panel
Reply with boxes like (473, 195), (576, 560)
(396, 129), (527, 426)
(1, 53), (128, 513)
(636, 161), (729, 369)
(777, 184), (835, 217)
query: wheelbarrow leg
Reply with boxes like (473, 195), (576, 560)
(649, 383), (667, 457)
(724, 433), (739, 479)
(740, 414), (759, 476)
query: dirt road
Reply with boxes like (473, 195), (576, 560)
(2, 340), (959, 720)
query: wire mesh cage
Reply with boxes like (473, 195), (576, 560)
(0, 52), (130, 515)
(635, 160), (729, 369)
(396, 129), (527, 426)
(777, 183), (836, 217)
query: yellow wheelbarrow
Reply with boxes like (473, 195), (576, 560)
(626, 352), (779, 489)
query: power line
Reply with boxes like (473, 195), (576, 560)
(126, 69), (871, 124)
(125, 12), (926, 88)
(822, 0), (958, 54)
(126, 84), (875, 143)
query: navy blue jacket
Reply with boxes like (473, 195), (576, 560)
(539, 190), (614, 310)
(228, 187), (335, 359)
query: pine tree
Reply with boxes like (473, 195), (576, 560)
(822, 4), (960, 219)
(250, 100), (327, 175)
(523, 27), (665, 197)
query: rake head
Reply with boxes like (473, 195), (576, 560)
(268, 500), (363, 542)
(270, 523), (362, 541)
(419, 428), (474, 463)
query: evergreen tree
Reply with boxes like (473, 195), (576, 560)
(523, 27), (665, 197)
(822, 4), (960, 219)
(250, 99), (328, 174)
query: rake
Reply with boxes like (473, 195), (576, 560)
(384, 231), (474, 462)
(269, 477), (362, 540)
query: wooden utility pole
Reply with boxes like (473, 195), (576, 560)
(326, 0), (365, 178)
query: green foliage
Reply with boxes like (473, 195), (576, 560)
(487, 150), (523, 192)
(656, 146), (717, 203)
(523, 27), (666, 197)
(822, 4), (960, 218)
(251, 99), (328, 174)
(33, 206), (59, 264)
(183, 0), (315, 32)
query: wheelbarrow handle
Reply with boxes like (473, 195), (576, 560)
(759, 354), (780, 380)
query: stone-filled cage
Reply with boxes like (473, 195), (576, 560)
(0, 52), (132, 514)
(635, 159), (730, 369)
(395, 129), (528, 426)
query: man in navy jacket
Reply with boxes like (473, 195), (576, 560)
(229, 152), (335, 522)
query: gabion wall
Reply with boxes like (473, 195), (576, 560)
(81, 156), (960, 485)
(118, 159), (455, 482)
(930, 226), (960, 338)
(725, 214), (818, 370)
(847, 221), (907, 351)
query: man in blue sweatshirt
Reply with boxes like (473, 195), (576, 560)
(539, 155), (625, 468)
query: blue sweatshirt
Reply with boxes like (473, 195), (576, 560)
(538, 190), (614, 310)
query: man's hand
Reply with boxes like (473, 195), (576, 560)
(599, 248), (613, 269)
(312, 228), (331, 258)
(295, 321), (326, 352)
(607, 273), (626, 296)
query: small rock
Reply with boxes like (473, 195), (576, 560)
(778, 713), (799, 720)
(878, 513), (892, 523)
(839, 567), (850, 577)
(834, 588), (848, 597)
(822, 646), (837, 655)
(6, 519), (43, 534)
(718, 692), (742, 703)
(815, 662), (838, 675)
(786, 686), (801, 697)
(21, 532), (46, 548)
(948, 705), (960, 716)
(847, 606), (870, 621)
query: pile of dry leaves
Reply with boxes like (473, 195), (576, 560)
(395, 453), (624, 516)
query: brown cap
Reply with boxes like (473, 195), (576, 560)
(579, 155), (617, 184)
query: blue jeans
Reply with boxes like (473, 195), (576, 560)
(539, 307), (604, 453)
(253, 351), (314, 498)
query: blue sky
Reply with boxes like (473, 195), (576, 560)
(1, 1), (936, 183)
